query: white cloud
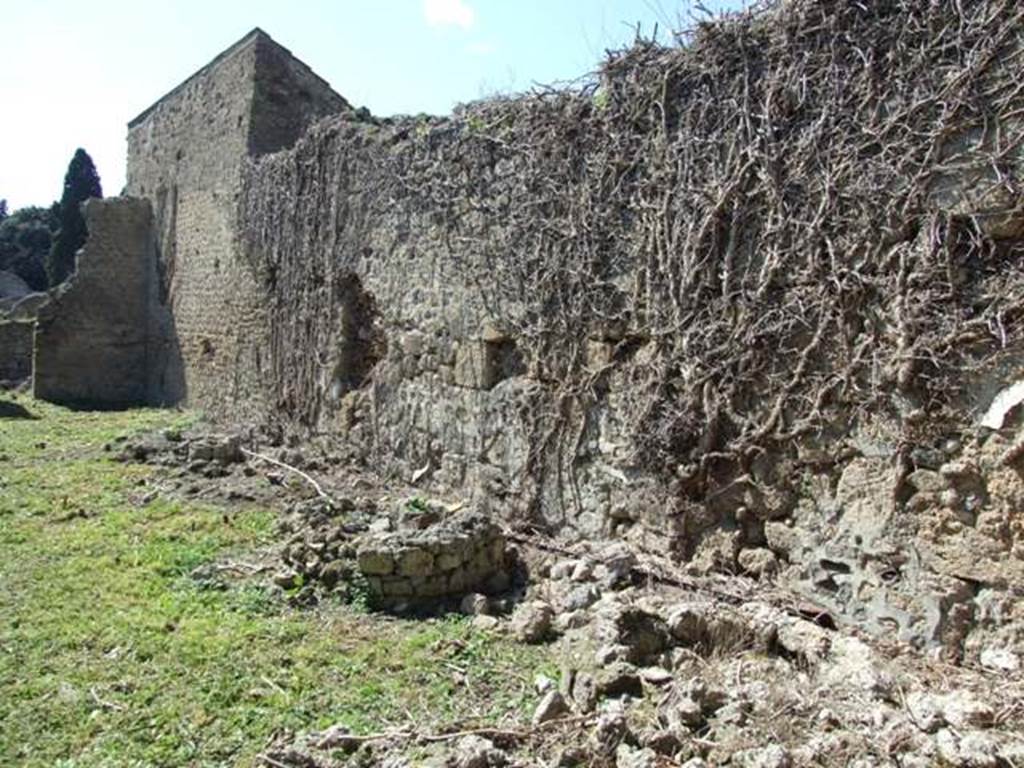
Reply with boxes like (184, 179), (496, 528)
(423, 0), (476, 29)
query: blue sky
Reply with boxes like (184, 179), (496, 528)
(0, 0), (746, 209)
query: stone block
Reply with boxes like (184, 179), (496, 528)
(454, 340), (492, 389)
(380, 577), (414, 598)
(436, 551), (462, 571)
(396, 547), (434, 577)
(357, 548), (395, 576)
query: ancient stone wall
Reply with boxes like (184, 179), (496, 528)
(118, 3), (1024, 655)
(0, 320), (32, 383)
(230, 1), (1024, 656)
(33, 198), (157, 407)
(125, 28), (347, 413)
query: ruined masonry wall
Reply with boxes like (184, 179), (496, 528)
(115, 8), (1024, 658)
(0, 321), (32, 382)
(33, 198), (156, 406)
(125, 29), (347, 412)
(231, 3), (1024, 660)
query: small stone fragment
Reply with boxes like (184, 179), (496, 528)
(737, 547), (779, 578)
(595, 644), (623, 665)
(640, 727), (683, 756)
(595, 661), (643, 699)
(731, 745), (791, 768)
(553, 610), (591, 633)
(590, 707), (630, 756)
(941, 691), (995, 730)
(571, 672), (598, 713)
(319, 560), (344, 588)
(273, 569), (300, 589)
(534, 673), (555, 694)
(979, 647), (1020, 672)
(669, 696), (705, 729)
(454, 734), (507, 768)
(615, 743), (659, 768)
(509, 601), (554, 643)
(935, 728), (999, 768)
(907, 469), (948, 493)
(560, 585), (601, 613)
(472, 615), (500, 632)
(550, 559), (579, 580)
(592, 542), (636, 588)
(532, 690), (570, 725)
(460, 592), (492, 616)
(571, 560), (593, 582)
(639, 666), (673, 686)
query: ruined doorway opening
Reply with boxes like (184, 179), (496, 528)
(329, 274), (386, 400)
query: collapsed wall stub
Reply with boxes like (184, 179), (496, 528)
(355, 510), (511, 607)
(33, 198), (159, 407)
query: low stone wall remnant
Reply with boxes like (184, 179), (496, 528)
(355, 511), (510, 604)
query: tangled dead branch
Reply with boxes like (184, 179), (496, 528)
(240, 0), (1024, 517)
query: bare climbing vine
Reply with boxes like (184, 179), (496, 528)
(240, 0), (1024, 509)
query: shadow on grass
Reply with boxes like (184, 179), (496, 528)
(0, 399), (38, 419)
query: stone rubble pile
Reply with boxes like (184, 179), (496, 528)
(267, 537), (1024, 767)
(276, 496), (517, 610)
(114, 426), (1024, 766)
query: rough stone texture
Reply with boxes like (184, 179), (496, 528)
(57, 6), (1024, 659)
(125, 28), (348, 413)
(33, 198), (159, 407)
(0, 320), (32, 383)
(354, 511), (509, 604)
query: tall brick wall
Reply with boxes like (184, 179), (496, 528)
(125, 28), (347, 414)
(33, 198), (157, 407)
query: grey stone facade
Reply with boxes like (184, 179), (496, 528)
(0, 320), (32, 383)
(33, 198), (158, 407)
(125, 28), (349, 413)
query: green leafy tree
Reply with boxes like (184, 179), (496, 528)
(0, 199), (8, 221)
(47, 149), (102, 285)
(0, 205), (59, 291)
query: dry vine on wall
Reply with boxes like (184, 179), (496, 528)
(241, 0), (1024, 520)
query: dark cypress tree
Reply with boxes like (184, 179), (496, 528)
(47, 149), (102, 285)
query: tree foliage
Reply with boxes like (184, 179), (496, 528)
(47, 148), (102, 285)
(0, 205), (59, 292)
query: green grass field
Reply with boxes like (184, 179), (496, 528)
(0, 398), (553, 767)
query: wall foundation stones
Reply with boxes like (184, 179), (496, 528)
(355, 510), (511, 605)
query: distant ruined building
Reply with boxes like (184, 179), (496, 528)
(4, 3), (1024, 655)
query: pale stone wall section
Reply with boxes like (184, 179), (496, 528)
(125, 28), (348, 414)
(0, 321), (32, 383)
(33, 198), (156, 406)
